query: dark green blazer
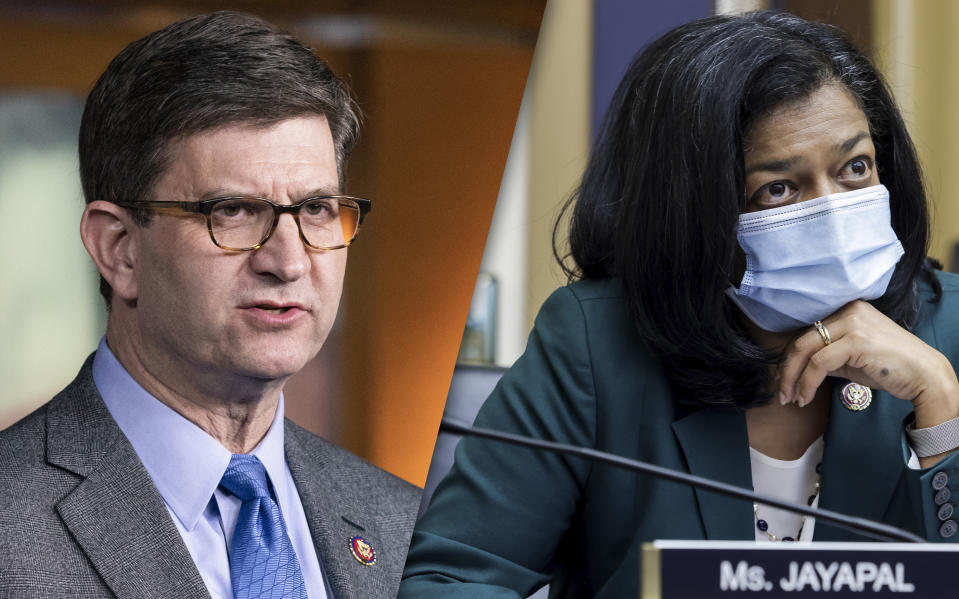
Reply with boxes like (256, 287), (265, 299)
(401, 273), (959, 598)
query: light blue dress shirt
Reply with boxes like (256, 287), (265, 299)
(92, 338), (331, 599)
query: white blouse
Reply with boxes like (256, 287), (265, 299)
(750, 437), (823, 542)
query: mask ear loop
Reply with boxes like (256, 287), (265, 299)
(730, 221), (748, 292)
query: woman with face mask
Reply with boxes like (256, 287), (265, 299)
(401, 11), (959, 598)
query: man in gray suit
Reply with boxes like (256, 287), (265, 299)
(0, 11), (419, 599)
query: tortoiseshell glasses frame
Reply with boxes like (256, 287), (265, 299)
(114, 195), (371, 251)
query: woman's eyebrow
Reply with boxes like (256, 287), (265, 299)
(837, 131), (870, 154)
(745, 157), (799, 176)
(745, 132), (872, 176)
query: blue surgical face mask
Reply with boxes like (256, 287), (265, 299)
(725, 184), (904, 332)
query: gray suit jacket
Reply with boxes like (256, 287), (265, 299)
(0, 356), (421, 598)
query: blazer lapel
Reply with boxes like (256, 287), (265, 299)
(47, 360), (209, 599)
(671, 408), (754, 540)
(285, 425), (386, 599)
(816, 379), (912, 540)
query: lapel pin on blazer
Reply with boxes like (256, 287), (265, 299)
(348, 535), (376, 566)
(841, 382), (872, 411)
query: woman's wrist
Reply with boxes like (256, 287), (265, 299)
(912, 353), (959, 429)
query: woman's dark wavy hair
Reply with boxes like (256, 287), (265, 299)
(555, 10), (940, 409)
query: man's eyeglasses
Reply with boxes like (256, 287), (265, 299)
(115, 196), (371, 251)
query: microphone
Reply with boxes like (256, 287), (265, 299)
(439, 417), (925, 544)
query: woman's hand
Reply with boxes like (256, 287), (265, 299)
(778, 300), (959, 465)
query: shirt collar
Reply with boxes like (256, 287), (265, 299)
(92, 337), (288, 530)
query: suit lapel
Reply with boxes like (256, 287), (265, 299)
(285, 425), (385, 599)
(47, 359), (209, 599)
(671, 408), (754, 540)
(816, 380), (911, 540)
(670, 385), (910, 542)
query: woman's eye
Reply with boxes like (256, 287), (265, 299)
(839, 157), (872, 180)
(768, 182), (788, 198)
(749, 180), (796, 208)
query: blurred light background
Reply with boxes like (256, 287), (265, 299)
(0, 0), (544, 486)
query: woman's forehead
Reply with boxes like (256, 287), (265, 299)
(744, 84), (871, 161)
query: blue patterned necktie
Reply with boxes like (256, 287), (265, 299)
(219, 454), (308, 599)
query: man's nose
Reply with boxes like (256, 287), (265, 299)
(248, 213), (310, 281)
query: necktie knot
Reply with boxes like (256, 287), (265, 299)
(220, 454), (272, 501)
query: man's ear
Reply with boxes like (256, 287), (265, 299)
(80, 201), (140, 302)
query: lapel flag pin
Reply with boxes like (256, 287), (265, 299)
(349, 535), (376, 566)
(840, 382), (872, 411)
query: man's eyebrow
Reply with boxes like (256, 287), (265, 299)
(199, 188), (260, 200)
(303, 186), (340, 197)
(744, 157), (799, 176)
(198, 186), (341, 200)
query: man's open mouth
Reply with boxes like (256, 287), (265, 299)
(255, 305), (294, 314)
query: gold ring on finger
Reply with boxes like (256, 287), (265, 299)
(814, 320), (832, 346)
